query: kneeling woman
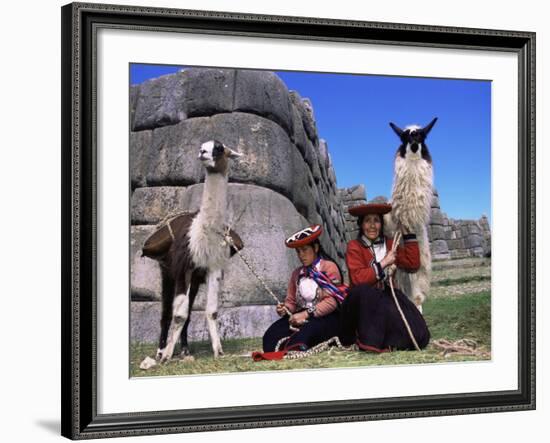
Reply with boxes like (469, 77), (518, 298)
(340, 203), (430, 352)
(262, 225), (346, 353)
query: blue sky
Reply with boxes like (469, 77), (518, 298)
(131, 64), (491, 222)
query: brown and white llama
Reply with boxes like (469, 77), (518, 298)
(143, 140), (243, 362)
(385, 118), (437, 312)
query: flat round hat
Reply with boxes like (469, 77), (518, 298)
(348, 203), (392, 217)
(285, 224), (323, 248)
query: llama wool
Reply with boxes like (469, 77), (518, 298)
(387, 119), (437, 311)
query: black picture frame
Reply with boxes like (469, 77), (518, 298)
(61, 2), (536, 439)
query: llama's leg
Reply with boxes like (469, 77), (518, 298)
(179, 319), (192, 357)
(410, 227), (431, 312)
(156, 270), (175, 360)
(205, 269), (224, 358)
(408, 273), (423, 313)
(179, 273), (201, 357)
(160, 273), (191, 363)
(411, 265), (430, 313)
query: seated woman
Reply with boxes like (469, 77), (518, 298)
(262, 225), (346, 353)
(340, 203), (430, 352)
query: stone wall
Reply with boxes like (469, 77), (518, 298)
(130, 68), (348, 342)
(338, 184), (368, 242)
(429, 191), (491, 260)
(337, 186), (491, 261)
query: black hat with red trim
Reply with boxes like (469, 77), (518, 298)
(285, 224), (323, 248)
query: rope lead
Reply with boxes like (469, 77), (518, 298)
(386, 231), (422, 352)
(221, 228), (299, 332)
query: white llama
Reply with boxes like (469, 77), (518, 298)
(385, 118), (437, 312)
(144, 140), (243, 362)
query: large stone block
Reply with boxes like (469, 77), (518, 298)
(289, 147), (317, 220)
(479, 215), (491, 231)
(327, 154), (337, 186)
(183, 68), (235, 117)
(209, 113), (296, 197)
(130, 84), (140, 129)
(131, 186), (188, 225)
(431, 239), (450, 260)
(447, 238), (465, 250)
(464, 234), (483, 249)
(132, 71), (188, 131)
(132, 68), (298, 137)
(335, 204), (346, 235)
(446, 229), (457, 240)
(318, 139), (330, 171)
(145, 117), (209, 186)
(233, 70), (293, 136)
(290, 91), (318, 145)
(430, 208), (446, 225)
(349, 184), (366, 201)
(345, 221), (358, 232)
(468, 223), (482, 235)
(131, 225), (162, 301)
(144, 113), (297, 196)
(301, 97), (318, 144)
(430, 225), (447, 241)
(431, 190), (440, 209)
(287, 97), (321, 178)
(347, 228), (361, 241)
(131, 303), (280, 342)
(130, 130), (153, 189)
(310, 211), (323, 227)
(312, 186), (322, 213)
(289, 95), (309, 158)
(317, 196), (330, 225)
(305, 139), (322, 182)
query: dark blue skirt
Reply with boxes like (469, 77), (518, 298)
(263, 311), (340, 352)
(339, 283), (430, 351)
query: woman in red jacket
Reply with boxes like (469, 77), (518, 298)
(340, 203), (430, 352)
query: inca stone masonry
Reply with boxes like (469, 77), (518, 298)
(129, 68), (491, 342)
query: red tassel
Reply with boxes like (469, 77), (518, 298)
(252, 343), (306, 361)
(252, 351), (288, 361)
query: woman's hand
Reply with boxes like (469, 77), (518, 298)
(276, 303), (287, 317)
(380, 250), (396, 269)
(289, 311), (309, 327)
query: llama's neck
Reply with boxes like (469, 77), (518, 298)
(391, 156), (434, 229)
(198, 171), (228, 226)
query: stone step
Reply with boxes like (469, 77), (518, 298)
(131, 302), (279, 343)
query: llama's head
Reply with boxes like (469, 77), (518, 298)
(199, 140), (243, 174)
(389, 117), (437, 163)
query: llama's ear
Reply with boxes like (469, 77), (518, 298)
(389, 122), (403, 138)
(225, 147), (243, 159)
(422, 117), (438, 136)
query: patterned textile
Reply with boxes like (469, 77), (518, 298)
(299, 258), (348, 303)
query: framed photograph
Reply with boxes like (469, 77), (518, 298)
(61, 2), (535, 439)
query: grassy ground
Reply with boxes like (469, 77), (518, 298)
(131, 257), (491, 377)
